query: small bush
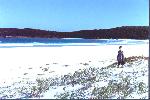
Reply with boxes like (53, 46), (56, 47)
(92, 76), (133, 99)
(138, 82), (147, 94)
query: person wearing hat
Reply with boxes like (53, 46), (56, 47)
(117, 46), (125, 67)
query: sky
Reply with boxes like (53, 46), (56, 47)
(0, 0), (149, 32)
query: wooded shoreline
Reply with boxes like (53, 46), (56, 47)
(0, 26), (149, 39)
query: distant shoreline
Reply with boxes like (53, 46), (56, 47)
(0, 26), (149, 39)
(0, 37), (149, 39)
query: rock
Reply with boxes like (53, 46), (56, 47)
(24, 73), (28, 75)
(42, 68), (49, 72)
(28, 67), (32, 69)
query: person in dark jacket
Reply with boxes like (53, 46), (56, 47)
(117, 46), (125, 67)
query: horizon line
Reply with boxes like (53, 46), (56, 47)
(0, 25), (148, 32)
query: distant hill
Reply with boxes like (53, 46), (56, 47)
(0, 26), (149, 39)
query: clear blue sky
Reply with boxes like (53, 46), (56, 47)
(0, 0), (148, 32)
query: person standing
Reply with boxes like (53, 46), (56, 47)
(117, 46), (125, 67)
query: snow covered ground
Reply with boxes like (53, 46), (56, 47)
(0, 41), (149, 99)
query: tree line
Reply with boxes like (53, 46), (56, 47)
(0, 26), (149, 39)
